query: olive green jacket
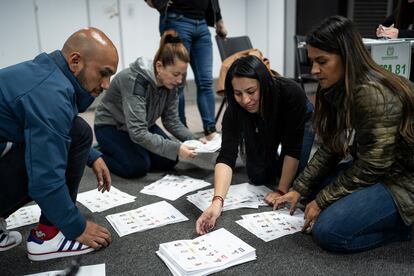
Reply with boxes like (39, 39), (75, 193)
(293, 81), (414, 225)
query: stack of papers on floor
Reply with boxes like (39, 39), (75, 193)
(106, 201), (188, 237)
(157, 228), (256, 276)
(236, 208), (304, 242)
(6, 205), (41, 229)
(187, 183), (271, 211)
(183, 134), (222, 153)
(77, 186), (136, 212)
(140, 174), (211, 201)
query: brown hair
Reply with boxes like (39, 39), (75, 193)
(307, 15), (414, 155)
(153, 30), (190, 74)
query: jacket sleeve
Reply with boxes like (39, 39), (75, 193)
(293, 144), (341, 197)
(216, 106), (240, 169)
(121, 74), (181, 160)
(315, 84), (402, 209)
(398, 29), (414, 38)
(161, 90), (194, 142)
(19, 88), (86, 240)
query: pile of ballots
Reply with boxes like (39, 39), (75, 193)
(140, 174), (210, 201)
(157, 228), (256, 276)
(187, 183), (271, 211)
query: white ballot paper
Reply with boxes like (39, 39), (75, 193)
(157, 228), (256, 276)
(187, 183), (271, 211)
(140, 174), (211, 201)
(236, 209), (304, 242)
(24, 263), (105, 276)
(106, 201), (188, 237)
(77, 186), (136, 212)
(183, 134), (221, 153)
(6, 205), (41, 230)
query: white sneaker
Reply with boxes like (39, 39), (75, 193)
(0, 217), (22, 251)
(27, 230), (94, 261)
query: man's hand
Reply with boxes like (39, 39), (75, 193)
(76, 221), (112, 249)
(215, 19), (228, 38)
(92, 157), (111, 193)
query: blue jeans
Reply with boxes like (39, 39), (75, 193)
(310, 162), (412, 253)
(159, 12), (216, 134)
(94, 124), (177, 178)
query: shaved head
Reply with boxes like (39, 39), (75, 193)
(61, 27), (118, 61)
(61, 27), (119, 97)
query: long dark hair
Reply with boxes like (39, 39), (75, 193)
(395, 0), (414, 29)
(307, 15), (414, 155)
(224, 55), (280, 162)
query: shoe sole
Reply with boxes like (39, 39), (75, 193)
(0, 241), (19, 252)
(27, 247), (94, 261)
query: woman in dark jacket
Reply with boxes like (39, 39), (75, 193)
(196, 55), (314, 234)
(276, 15), (414, 253)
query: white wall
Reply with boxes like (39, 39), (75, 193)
(0, 0), (294, 78)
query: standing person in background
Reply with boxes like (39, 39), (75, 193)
(376, 0), (414, 39)
(276, 15), (414, 253)
(94, 30), (198, 179)
(196, 55), (314, 235)
(145, 0), (228, 139)
(0, 28), (117, 260)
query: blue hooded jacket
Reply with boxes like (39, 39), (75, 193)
(0, 51), (101, 239)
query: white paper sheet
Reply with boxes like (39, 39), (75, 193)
(183, 134), (221, 153)
(6, 205), (41, 230)
(77, 186), (136, 212)
(187, 183), (271, 211)
(106, 201), (188, 237)
(236, 209), (304, 242)
(140, 175), (211, 201)
(157, 228), (256, 276)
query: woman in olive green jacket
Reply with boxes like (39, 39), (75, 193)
(275, 15), (414, 253)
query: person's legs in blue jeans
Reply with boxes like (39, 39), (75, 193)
(312, 183), (412, 253)
(95, 124), (177, 178)
(94, 125), (151, 178)
(159, 14), (216, 134)
(190, 21), (216, 135)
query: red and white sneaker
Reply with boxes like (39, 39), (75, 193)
(0, 218), (22, 251)
(27, 230), (94, 261)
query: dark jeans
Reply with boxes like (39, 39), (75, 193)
(0, 116), (91, 226)
(308, 161), (412, 253)
(247, 101), (315, 186)
(159, 12), (216, 134)
(94, 124), (178, 179)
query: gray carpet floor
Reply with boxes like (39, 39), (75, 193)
(1, 159), (414, 275)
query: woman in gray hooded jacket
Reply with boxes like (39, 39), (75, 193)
(94, 30), (196, 178)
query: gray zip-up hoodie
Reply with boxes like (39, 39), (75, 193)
(94, 57), (194, 160)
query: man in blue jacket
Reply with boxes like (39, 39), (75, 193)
(0, 27), (118, 261)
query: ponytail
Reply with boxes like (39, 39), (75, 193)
(153, 30), (189, 73)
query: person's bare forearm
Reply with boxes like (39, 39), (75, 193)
(213, 163), (233, 198)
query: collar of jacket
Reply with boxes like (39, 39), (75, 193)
(49, 50), (95, 112)
(321, 80), (346, 111)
